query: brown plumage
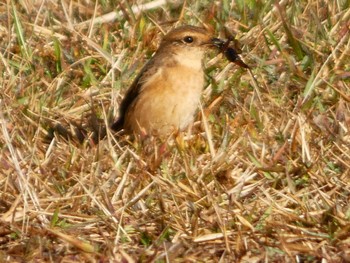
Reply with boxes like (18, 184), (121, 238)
(111, 25), (224, 137)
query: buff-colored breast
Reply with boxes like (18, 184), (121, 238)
(124, 64), (204, 136)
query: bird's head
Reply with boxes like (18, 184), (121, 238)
(157, 25), (225, 69)
(160, 25), (224, 50)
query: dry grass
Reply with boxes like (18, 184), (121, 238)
(1, 0), (350, 262)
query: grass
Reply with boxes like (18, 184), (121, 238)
(1, 0), (350, 261)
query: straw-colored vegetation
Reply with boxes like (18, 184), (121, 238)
(1, 0), (350, 261)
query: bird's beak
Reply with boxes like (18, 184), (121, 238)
(210, 38), (225, 49)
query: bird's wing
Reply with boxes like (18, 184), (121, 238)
(111, 57), (159, 131)
(111, 48), (179, 132)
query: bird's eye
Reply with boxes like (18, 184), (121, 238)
(183, 36), (194, 43)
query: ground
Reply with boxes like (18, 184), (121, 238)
(0, 0), (350, 262)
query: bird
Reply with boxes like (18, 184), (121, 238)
(111, 25), (224, 138)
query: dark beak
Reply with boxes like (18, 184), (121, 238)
(211, 38), (225, 49)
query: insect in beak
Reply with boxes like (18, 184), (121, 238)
(212, 37), (249, 69)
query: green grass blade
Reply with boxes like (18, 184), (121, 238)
(11, 0), (30, 59)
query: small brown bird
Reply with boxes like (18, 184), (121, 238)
(111, 25), (224, 137)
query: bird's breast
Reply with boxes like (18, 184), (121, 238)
(125, 64), (205, 136)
